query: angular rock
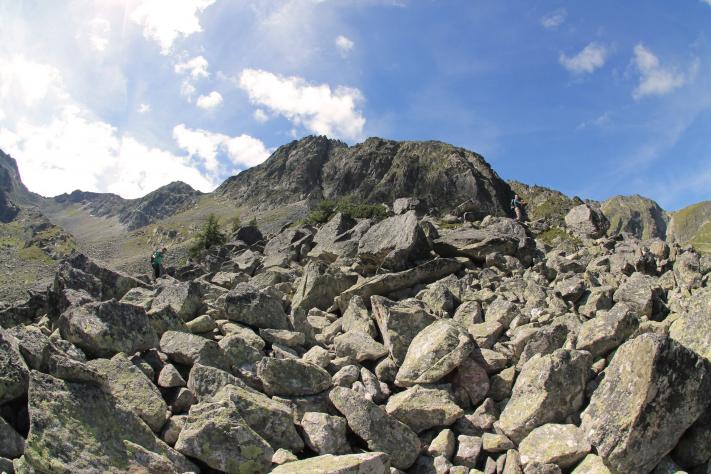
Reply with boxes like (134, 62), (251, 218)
(371, 296), (437, 365)
(329, 387), (420, 470)
(671, 408), (711, 468)
(224, 283), (289, 329)
(87, 354), (168, 432)
(576, 303), (639, 358)
(257, 358), (331, 396)
(219, 333), (264, 371)
(612, 272), (664, 319)
(395, 319), (475, 387)
(0, 331), (29, 405)
(519, 424), (591, 469)
(23, 371), (196, 473)
(300, 411), (350, 454)
(428, 429), (456, 459)
(670, 310), (711, 363)
(454, 435), (483, 468)
(271, 452), (391, 474)
(564, 204), (609, 239)
(57, 300), (159, 358)
(570, 454), (611, 474)
(334, 330), (388, 362)
(0, 416), (24, 458)
(433, 226), (519, 262)
(580, 334), (711, 474)
(341, 295), (378, 338)
(357, 211), (430, 272)
(292, 261), (358, 312)
(160, 330), (229, 369)
(454, 300), (484, 327)
(150, 280), (202, 321)
(499, 349), (592, 443)
(385, 385), (463, 433)
(175, 397), (273, 473)
(453, 357), (490, 406)
(157, 364), (186, 388)
(63, 252), (149, 300)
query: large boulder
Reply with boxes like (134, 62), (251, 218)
(519, 424), (591, 469)
(612, 272), (664, 319)
(175, 397), (273, 473)
(0, 415), (24, 458)
(224, 283), (289, 330)
(395, 319), (475, 387)
(357, 211), (430, 272)
(63, 252), (149, 300)
(291, 261), (358, 312)
(0, 330), (29, 405)
(341, 295), (378, 338)
(300, 411), (351, 454)
(329, 387), (420, 470)
(150, 280), (203, 321)
(87, 354), (168, 432)
(160, 331), (229, 370)
(23, 371), (197, 473)
(371, 296), (437, 365)
(257, 358), (332, 396)
(216, 385), (304, 452)
(335, 258), (462, 313)
(57, 300), (159, 358)
(499, 349), (592, 443)
(564, 204), (609, 239)
(334, 330), (388, 362)
(385, 385), (463, 433)
(580, 334), (711, 473)
(669, 309), (711, 363)
(307, 212), (367, 261)
(271, 452), (390, 474)
(575, 303), (639, 358)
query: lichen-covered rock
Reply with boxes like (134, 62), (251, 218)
(257, 358), (331, 396)
(395, 319), (475, 387)
(671, 408), (711, 469)
(292, 261), (358, 311)
(570, 454), (611, 474)
(499, 349), (592, 443)
(519, 424), (591, 469)
(157, 363), (186, 388)
(300, 411), (351, 454)
(453, 357), (490, 406)
(576, 303), (639, 358)
(0, 330), (29, 405)
(160, 330), (229, 370)
(187, 363), (247, 400)
(87, 353), (168, 432)
(428, 429), (456, 459)
(580, 334), (711, 474)
(341, 295), (378, 338)
(218, 333), (264, 371)
(150, 280), (202, 321)
(385, 385), (463, 433)
(224, 283), (289, 329)
(175, 397), (273, 474)
(23, 371), (196, 473)
(669, 310), (711, 363)
(215, 385), (304, 453)
(271, 452), (391, 474)
(612, 272), (664, 319)
(329, 387), (420, 470)
(334, 330), (388, 362)
(57, 300), (159, 358)
(371, 296), (437, 365)
(0, 415), (24, 458)
(454, 435), (482, 468)
(564, 204), (609, 239)
(357, 211), (430, 272)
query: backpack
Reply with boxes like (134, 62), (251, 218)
(150, 251), (157, 265)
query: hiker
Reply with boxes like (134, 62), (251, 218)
(511, 194), (527, 221)
(151, 247), (166, 280)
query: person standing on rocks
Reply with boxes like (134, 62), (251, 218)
(511, 194), (527, 222)
(151, 247), (166, 280)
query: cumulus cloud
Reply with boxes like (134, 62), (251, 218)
(0, 55), (65, 110)
(253, 109), (269, 123)
(632, 44), (686, 99)
(173, 124), (271, 172)
(238, 68), (365, 141)
(0, 106), (216, 198)
(137, 103), (151, 113)
(541, 9), (566, 30)
(131, 0), (216, 55)
(174, 56), (209, 79)
(88, 18), (111, 52)
(196, 91), (223, 110)
(559, 42), (607, 75)
(335, 35), (354, 56)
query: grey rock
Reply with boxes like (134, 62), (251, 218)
(150, 280), (202, 322)
(329, 387), (420, 470)
(385, 385), (463, 433)
(160, 330), (229, 369)
(670, 310), (711, 363)
(257, 358), (332, 396)
(157, 364), (186, 388)
(292, 261), (358, 311)
(564, 204), (609, 239)
(671, 408), (711, 468)
(0, 416), (24, 458)
(518, 424), (591, 469)
(454, 435), (483, 468)
(335, 330), (388, 362)
(612, 272), (664, 319)
(372, 296), (437, 365)
(224, 283), (289, 329)
(300, 411), (351, 454)
(341, 295), (378, 338)
(0, 330), (29, 405)
(576, 303), (639, 358)
(569, 454), (611, 474)
(271, 452), (391, 474)
(357, 211), (430, 272)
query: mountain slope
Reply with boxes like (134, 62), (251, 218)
(508, 180), (583, 226)
(218, 136), (514, 219)
(668, 201), (711, 253)
(601, 195), (669, 240)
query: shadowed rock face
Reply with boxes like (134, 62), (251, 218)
(602, 194), (669, 240)
(217, 136), (513, 218)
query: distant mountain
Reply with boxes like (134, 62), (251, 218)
(49, 181), (202, 230)
(217, 136), (514, 219)
(508, 180), (583, 227)
(601, 195), (669, 240)
(668, 201), (711, 253)
(0, 150), (42, 222)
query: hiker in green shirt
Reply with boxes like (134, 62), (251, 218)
(151, 247), (166, 280)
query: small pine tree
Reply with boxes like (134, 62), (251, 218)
(189, 214), (226, 259)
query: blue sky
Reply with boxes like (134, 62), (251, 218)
(0, 0), (709, 210)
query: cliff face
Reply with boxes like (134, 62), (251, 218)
(601, 195), (669, 240)
(668, 201), (711, 253)
(218, 136), (514, 219)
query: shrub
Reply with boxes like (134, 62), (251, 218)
(230, 214), (241, 234)
(189, 214), (226, 259)
(305, 197), (389, 225)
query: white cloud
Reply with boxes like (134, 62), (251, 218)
(131, 0), (216, 55)
(703, 0), (711, 6)
(632, 44), (686, 99)
(0, 55), (65, 108)
(254, 109), (269, 123)
(559, 43), (607, 74)
(238, 68), (365, 141)
(541, 9), (566, 30)
(180, 81), (196, 100)
(196, 91), (223, 110)
(0, 106), (215, 198)
(138, 103), (151, 113)
(88, 18), (111, 52)
(174, 56), (209, 79)
(173, 124), (271, 171)
(335, 35), (354, 56)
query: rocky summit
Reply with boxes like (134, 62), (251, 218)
(0, 136), (710, 474)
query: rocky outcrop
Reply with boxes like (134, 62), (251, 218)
(601, 195), (668, 240)
(565, 204), (610, 239)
